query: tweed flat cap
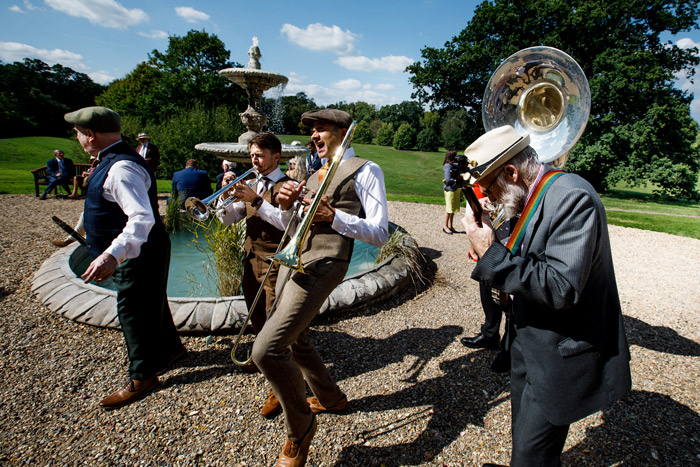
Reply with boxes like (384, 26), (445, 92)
(65, 106), (121, 133)
(464, 125), (531, 183)
(301, 109), (353, 129)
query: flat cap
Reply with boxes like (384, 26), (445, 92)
(464, 125), (531, 183)
(64, 106), (121, 133)
(301, 109), (353, 129)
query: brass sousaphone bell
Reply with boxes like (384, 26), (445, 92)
(482, 46), (591, 167)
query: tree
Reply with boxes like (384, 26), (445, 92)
(440, 108), (480, 152)
(353, 120), (373, 144)
(376, 123), (395, 146)
(0, 59), (104, 137)
(393, 123), (417, 150)
(262, 92), (317, 134)
(377, 101), (424, 128)
(407, 0), (700, 197)
(417, 127), (441, 152)
(95, 63), (163, 126)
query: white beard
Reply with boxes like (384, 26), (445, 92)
(499, 181), (528, 219)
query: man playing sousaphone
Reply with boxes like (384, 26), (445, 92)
(252, 109), (388, 467)
(461, 125), (631, 466)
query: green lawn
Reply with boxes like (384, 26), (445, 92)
(3, 135), (699, 239)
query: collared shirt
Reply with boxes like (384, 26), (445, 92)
(98, 140), (155, 263)
(262, 147), (389, 248)
(139, 142), (148, 158)
(216, 167), (287, 231)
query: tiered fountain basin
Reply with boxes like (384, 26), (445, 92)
(32, 223), (415, 334)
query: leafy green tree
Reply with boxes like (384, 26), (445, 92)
(377, 101), (424, 128)
(376, 123), (395, 146)
(353, 120), (373, 144)
(417, 127), (441, 152)
(0, 58), (104, 137)
(263, 92), (317, 134)
(441, 108), (480, 152)
(95, 63), (163, 127)
(407, 0), (700, 197)
(393, 123), (417, 150)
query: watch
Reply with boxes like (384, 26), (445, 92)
(251, 196), (263, 209)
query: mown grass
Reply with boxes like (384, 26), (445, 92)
(3, 135), (699, 239)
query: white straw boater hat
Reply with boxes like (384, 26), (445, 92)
(464, 125), (530, 184)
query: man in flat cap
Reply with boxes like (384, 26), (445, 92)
(251, 108), (388, 466)
(65, 106), (185, 410)
(461, 125), (631, 467)
(135, 132), (160, 174)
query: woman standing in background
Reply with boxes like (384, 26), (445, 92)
(442, 149), (461, 234)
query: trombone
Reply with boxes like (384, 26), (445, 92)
(184, 168), (260, 221)
(271, 121), (357, 274)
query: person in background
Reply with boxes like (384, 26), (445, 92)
(285, 155), (306, 182)
(68, 155), (99, 199)
(171, 159), (213, 206)
(40, 149), (75, 199)
(216, 160), (236, 191)
(442, 149), (461, 234)
(462, 125), (631, 467)
(135, 132), (160, 174)
(305, 140), (321, 175)
(65, 106), (185, 410)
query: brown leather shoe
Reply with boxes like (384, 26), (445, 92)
(276, 416), (317, 467)
(261, 390), (282, 419)
(307, 393), (348, 414)
(98, 375), (159, 410)
(51, 238), (75, 247)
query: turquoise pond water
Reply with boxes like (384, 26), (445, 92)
(71, 222), (388, 297)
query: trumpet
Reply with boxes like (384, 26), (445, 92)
(184, 168), (260, 221)
(271, 121), (357, 273)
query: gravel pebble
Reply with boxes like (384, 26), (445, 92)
(0, 194), (698, 466)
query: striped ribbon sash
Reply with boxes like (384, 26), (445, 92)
(505, 170), (565, 254)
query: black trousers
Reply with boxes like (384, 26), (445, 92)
(112, 236), (182, 380)
(479, 281), (503, 340)
(510, 337), (570, 467)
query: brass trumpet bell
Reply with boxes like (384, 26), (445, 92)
(482, 46), (591, 165)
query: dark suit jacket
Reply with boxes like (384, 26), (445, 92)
(46, 157), (75, 180)
(171, 166), (212, 204)
(136, 142), (160, 174)
(473, 168), (631, 425)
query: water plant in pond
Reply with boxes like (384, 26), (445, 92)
(374, 227), (426, 287)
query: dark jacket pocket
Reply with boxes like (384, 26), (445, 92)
(557, 338), (595, 358)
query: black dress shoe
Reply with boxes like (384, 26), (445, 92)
(490, 350), (511, 373)
(460, 333), (500, 350)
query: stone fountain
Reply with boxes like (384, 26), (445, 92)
(195, 37), (308, 163)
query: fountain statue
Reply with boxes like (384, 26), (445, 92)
(195, 37), (308, 162)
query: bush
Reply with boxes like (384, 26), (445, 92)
(393, 123), (417, 150)
(353, 120), (372, 144)
(416, 127), (441, 152)
(440, 108), (480, 151)
(376, 123), (395, 146)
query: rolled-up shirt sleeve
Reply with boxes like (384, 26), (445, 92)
(332, 160), (389, 247)
(102, 161), (155, 263)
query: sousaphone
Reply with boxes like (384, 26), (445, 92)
(482, 46), (591, 167)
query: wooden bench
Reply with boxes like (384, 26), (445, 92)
(32, 163), (92, 197)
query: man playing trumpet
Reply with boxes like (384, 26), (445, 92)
(461, 125), (631, 467)
(252, 109), (389, 467)
(216, 132), (292, 417)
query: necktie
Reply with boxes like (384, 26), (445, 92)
(317, 161), (331, 184)
(140, 144), (147, 158)
(258, 176), (270, 195)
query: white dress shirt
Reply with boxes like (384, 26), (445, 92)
(98, 141), (155, 263)
(261, 147), (389, 248)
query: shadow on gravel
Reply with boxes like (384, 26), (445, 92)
(159, 346), (235, 388)
(316, 326), (509, 466)
(314, 246), (440, 326)
(624, 315), (700, 356)
(562, 390), (700, 466)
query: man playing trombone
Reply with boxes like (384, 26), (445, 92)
(216, 132), (292, 416)
(251, 109), (388, 467)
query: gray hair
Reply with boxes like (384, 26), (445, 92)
(493, 146), (541, 192)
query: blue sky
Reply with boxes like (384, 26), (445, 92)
(2, 0), (700, 120)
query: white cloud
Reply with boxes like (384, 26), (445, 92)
(280, 23), (358, 55)
(0, 41), (87, 70)
(335, 55), (414, 73)
(333, 78), (361, 90)
(138, 30), (168, 39)
(285, 81), (399, 107)
(375, 83), (395, 91)
(10, 1), (41, 13)
(677, 37), (700, 49)
(9, 5), (25, 13)
(175, 6), (210, 23)
(89, 70), (116, 85)
(45, 0), (147, 29)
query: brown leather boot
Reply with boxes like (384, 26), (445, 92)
(276, 416), (317, 467)
(261, 390), (282, 419)
(307, 393), (348, 414)
(98, 375), (159, 410)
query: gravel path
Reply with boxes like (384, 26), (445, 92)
(1, 194), (698, 466)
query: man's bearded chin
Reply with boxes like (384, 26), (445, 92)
(499, 181), (528, 219)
